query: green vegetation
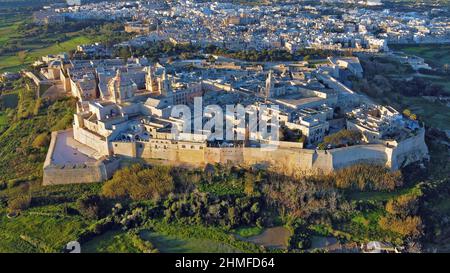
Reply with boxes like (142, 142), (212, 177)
(234, 226), (264, 238)
(198, 181), (245, 196)
(318, 129), (362, 149)
(0, 12), (24, 49)
(401, 96), (450, 130)
(0, 0), (64, 10)
(145, 221), (260, 253)
(0, 111), (8, 133)
(334, 164), (403, 192)
(0, 34), (94, 73)
(0, 92), (19, 109)
(141, 230), (239, 253)
(0, 80), (76, 182)
(82, 230), (158, 253)
(0, 204), (94, 253)
(355, 55), (450, 130)
(279, 125), (306, 143)
(66, 160), (424, 252)
(0, 149), (434, 253)
(102, 164), (175, 201)
(0, 11), (131, 73)
(203, 45), (352, 62)
(391, 44), (450, 69)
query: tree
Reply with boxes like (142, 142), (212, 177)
(102, 164), (174, 201)
(334, 164), (403, 191)
(118, 47), (131, 60)
(318, 129), (362, 149)
(33, 98), (42, 116)
(386, 193), (419, 217)
(379, 216), (422, 238)
(403, 109), (411, 117)
(228, 207), (238, 227)
(8, 194), (31, 212)
(32, 132), (50, 148)
(76, 194), (102, 219)
(7, 183), (31, 213)
(244, 173), (255, 196)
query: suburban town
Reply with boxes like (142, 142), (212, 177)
(0, 0), (449, 258)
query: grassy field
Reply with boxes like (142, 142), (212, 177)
(146, 221), (263, 253)
(233, 226), (264, 238)
(140, 230), (241, 253)
(0, 36), (94, 73)
(0, 205), (93, 253)
(0, 81), (76, 182)
(0, 112), (7, 124)
(0, 180), (101, 253)
(0, 111), (8, 132)
(0, 11), (97, 73)
(81, 228), (242, 253)
(390, 44), (450, 94)
(393, 44), (450, 68)
(0, 0), (65, 9)
(385, 94), (450, 130)
(0, 17), (22, 48)
(82, 231), (142, 253)
(401, 96), (450, 130)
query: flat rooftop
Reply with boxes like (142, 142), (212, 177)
(275, 93), (325, 108)
(51, 130), (97, 165)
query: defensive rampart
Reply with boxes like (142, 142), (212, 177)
(44, 127), (429, 184)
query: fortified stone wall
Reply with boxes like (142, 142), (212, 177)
(103, 130), (429, 174)
(328, 144), (389, 169)
(43, 162), (105, 185)
(73, 126), (110, 156)
(44, 127), (429, 185)
(43, 159), (120, 185)
(389, 128), (429, 169)
(43, 130), (120, 185)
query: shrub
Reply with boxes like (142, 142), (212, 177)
(379, 216), (422, 238)
(8, 195), (31, 212)
(385, 193), (420, 216)
(7, 183), (31, 212)
(0, 181), (6, 190)
(318, 129), (362, 149)
(288, 220), (311, 250)
(8, 185), (32, 212)
(7, 178), (27, 188)
(334, 164), (403, 191)
(32, 133), (50, 148)
(76, 194), (102, 219)
(102, 164), (174, 201)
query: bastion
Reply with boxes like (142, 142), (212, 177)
(42, 127), (429, 185)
